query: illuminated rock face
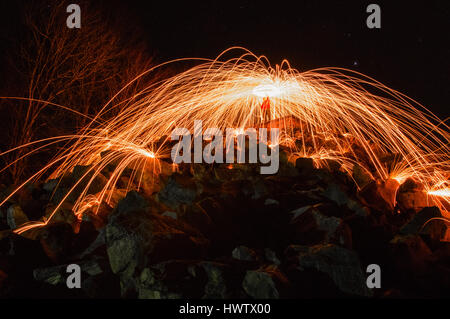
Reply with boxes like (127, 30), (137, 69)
(357, 179), (399, 213)
(1, 149), (449, 298)
(396, 178), (429, 213)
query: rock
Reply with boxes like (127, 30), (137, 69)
(138, 160), (166, 196)
(157, 174), (197, 209)
(389, 234), (433, 276)
(106, 223), (140, 275)
(115, 190), (149, 215)
(43, 203), (77, 226)
(106, 191), (209, 280)
(232, 246), (257, 261)
(3, 131), (449, 298)
(286, 244), (372, 297)
(201, 261), (229, 299)
(138, 288), (163, 299)
(136, 260), (227, 299)
(71, 220), (99, 254)
(39, 222), (75, 263)
(190, 163), (214, 181)
(264, 248), (281, 265)
(77, 202), (111, 230)
(73, 166), (108, 193)
(220, 179), (253, 200)
(80, 258), (104, 276)
(179, 203), (214, 236)
(352, 164), (372, 189)
(52, 166), (108, 203)
(295, 157), (314, 172)
(277, 151), (299, 177)
(0, 232), (47, 260)
(6, 205), (29, 229)
(16, 186), (46, 221)
(264, 198), (279, 206)
(32, 257), (116, 297)
(137, 264), (180, 299)
(78, 228), (106, 259)
(322, 183), (350, 206)
(250, 178), (269, 200)
(358, 179), (399, 212)
(33, 264), (66, 285)
(0, 208), (5, 227)
(43, 179), (58, 192)
(196, 197), (226, 226)
(162, 211), (177, 219)
(443, 228), (450, 242)
(347, 199), (370, 217)
(400, 207), (447, 243)
(396, 178), (429, 213)
(214, 163), (256, 182)
(290, 205), (311, 219)
(33, 258), (105, 285)
(322, 159), (341, 172)
(243, 266), (286, 299)
(289, 205), (352, 248)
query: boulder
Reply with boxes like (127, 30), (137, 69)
(358, 179), (399, 212)
(264, 248), (281, 266)
(106, 191), (210, 279)
(389, 234), (433, 277)
(6, 205), (29, 230)
(289, 205), (352, 248)
(295, 157), (314, 173)
(322, 183), (350, 206)
(352, 164), (372, 189)
(400, 206), (447, 244)
(285, 244), (372, 297)
(137, 260), (231, 299)
(243, 266), (287, 299)
(232, 246), (258, 261)
(157, 174), (197, 209)
(33, 257), (117, 298)
(396, 178), (429, 213)
(39, 222), (75, 263)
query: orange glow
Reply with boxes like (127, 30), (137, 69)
(0, 47), (448, 233)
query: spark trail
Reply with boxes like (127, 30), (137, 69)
(1, 47), (449, 234)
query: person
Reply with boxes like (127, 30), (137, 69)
(260, 96), (271, 124)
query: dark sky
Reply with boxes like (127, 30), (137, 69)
(123, 0), (450, 119)
(1, 0), (449, 119)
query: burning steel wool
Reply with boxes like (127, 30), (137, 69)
(0, 47), (449, 234)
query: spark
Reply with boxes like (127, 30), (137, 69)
(0, 46), (448, 233)
(252, 83), (282, 97)
(137, 149), (156, 159)
(428, 189), (450, 197)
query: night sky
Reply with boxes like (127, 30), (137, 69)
(126, 0), (450, 119)
(1, 0), (449, 119)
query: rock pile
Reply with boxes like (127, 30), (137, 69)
(0, 147), (449, 298)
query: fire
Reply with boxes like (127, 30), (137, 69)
(0, 47), (448, 233)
